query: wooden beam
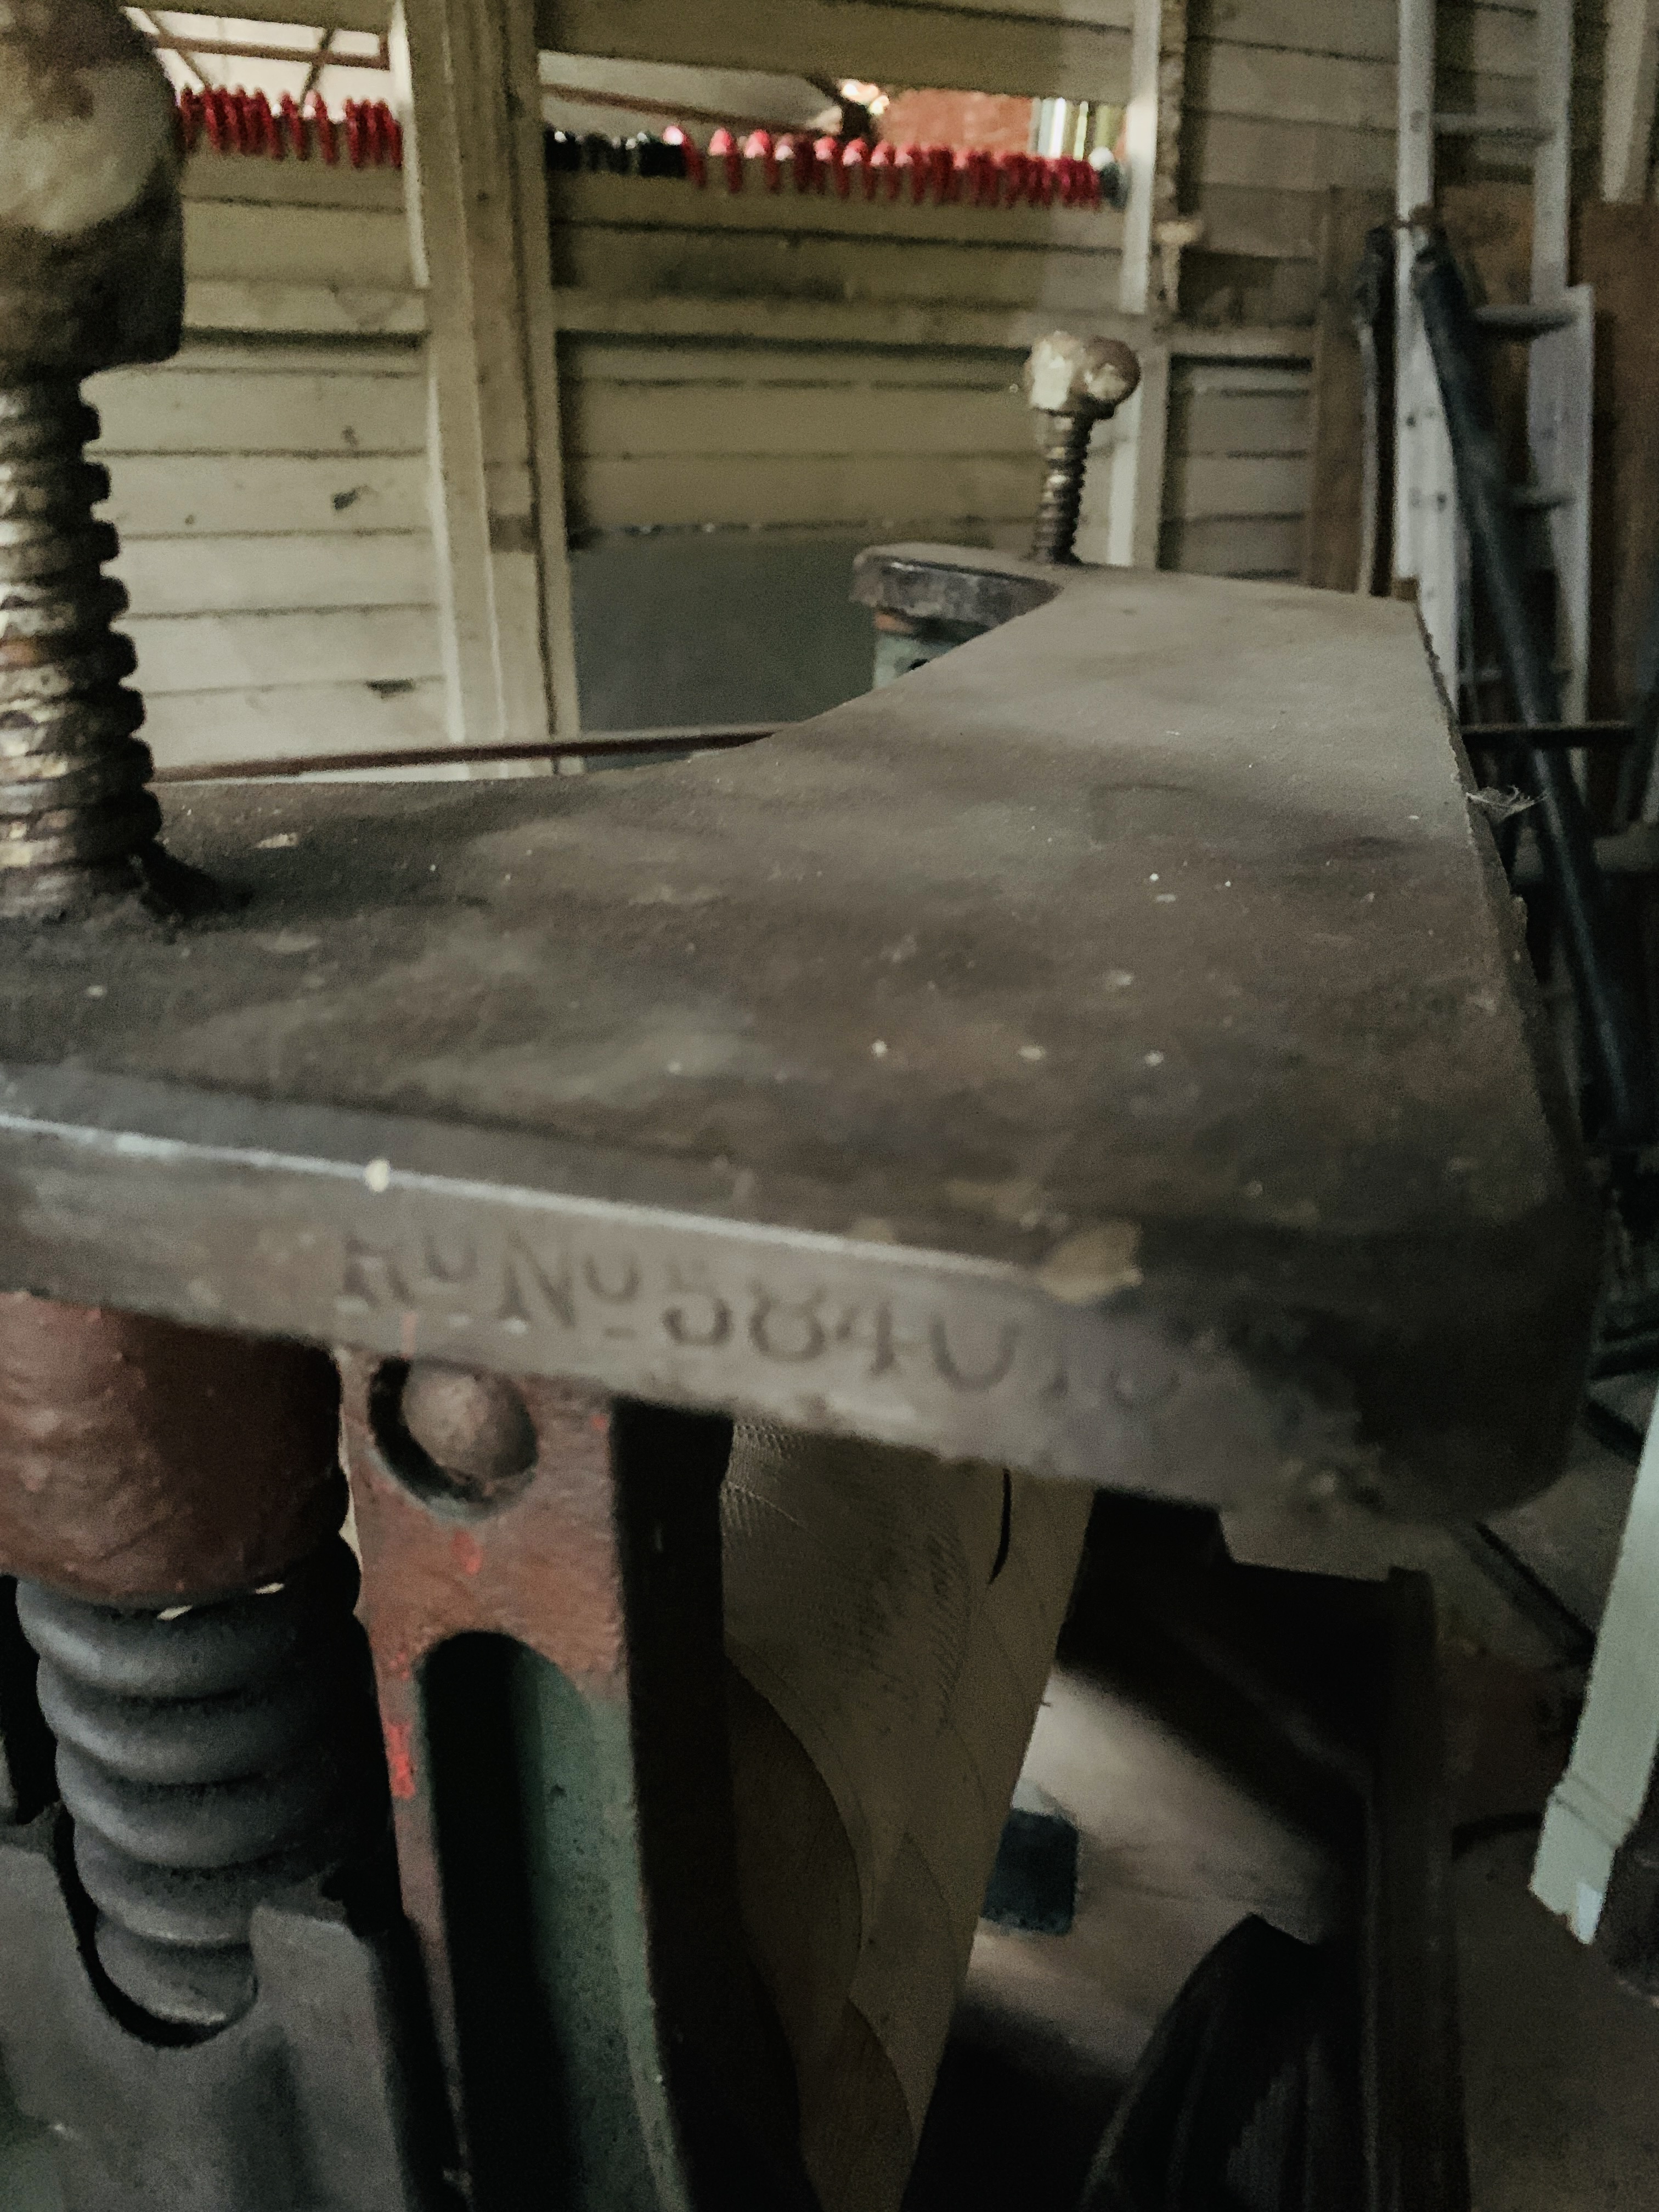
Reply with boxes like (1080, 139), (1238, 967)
(1601, 0), (1659, 200)
(542, 0), (1133, 103)
(1533, 0), (1573, 300)
(395, 0), (581, 749)
(1394, 0), (1458, 692)
(165, 0), (390, 27)
(1099, 0), (1176, 568)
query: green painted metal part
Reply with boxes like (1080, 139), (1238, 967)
(426, 1638), (701, 2211)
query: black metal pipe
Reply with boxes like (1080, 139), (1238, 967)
(1411, 224), (1654, 1146)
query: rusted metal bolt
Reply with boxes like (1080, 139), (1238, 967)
(398, 1362), (539, 1510)
(1023, 331), (1141, 566)
(0, 0), (184, 918)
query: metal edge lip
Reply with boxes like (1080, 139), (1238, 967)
(0, 1069), (1286, 1499)
(0, 1096), (1046, 1294)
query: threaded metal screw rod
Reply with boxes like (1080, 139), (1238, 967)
(1031, 412), (1099, 565)
(15, 1531), (388, 2034)
(0, 381), (161, 918)
(1022, 331), (1142, 568)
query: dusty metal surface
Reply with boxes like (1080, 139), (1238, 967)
(0, 566), (1598, 1516)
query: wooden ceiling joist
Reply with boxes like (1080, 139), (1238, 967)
(541, 0), (1136, 105)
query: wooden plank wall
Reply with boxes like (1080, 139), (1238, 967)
(549, 0), (1603, 596)
(1161, 356), (1311, 577)
(92, 0), (1618, 750)
(1181, 0), (1608, 332)
(541, 0), (1139, 617)
(549, 178), (1127, 565)
(562, 335), (1040, 547)
(89, 152), (442, 771)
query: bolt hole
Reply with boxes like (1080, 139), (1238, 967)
(369, 1360), (539, 1519)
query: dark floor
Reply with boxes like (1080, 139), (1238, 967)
(904, 1417), (1659, 2212)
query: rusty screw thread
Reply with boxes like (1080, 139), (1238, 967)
(0, 380), (160, 918)
(1031, 410), (1106, 566)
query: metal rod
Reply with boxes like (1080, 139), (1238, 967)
(1031, 413), (1095, 564)
(1412, 222), (1654, 1146)
(1465, 720), (1634, 749)
(142, 30), (390, 69)
(150, 724), (777, 786)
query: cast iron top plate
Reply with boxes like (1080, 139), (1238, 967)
(0, 564), (1596, 1514)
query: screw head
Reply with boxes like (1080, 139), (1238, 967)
(392, 1362), (540, 1513)
(1024, 331), (1142, 416)
(0, 0), (183, 376)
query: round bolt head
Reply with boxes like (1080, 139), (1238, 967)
(397, 1362), (540, 1510)
(0, 0), (183, 376)
(1024, 331), (1142, 415)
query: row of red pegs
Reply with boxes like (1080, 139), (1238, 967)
(174, 87), (404, 169)
(172, 91), (1100, 208)
(675, 128), (1108, 209)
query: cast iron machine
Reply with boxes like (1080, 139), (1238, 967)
(0, 12), (1602, 2210)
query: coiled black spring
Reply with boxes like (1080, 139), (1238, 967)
(0, 377), (160, 918)
(15, 1535), (388, 2034)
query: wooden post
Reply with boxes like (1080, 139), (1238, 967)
(393, 0), (581, 758)
(1393, 0), (1458, 691)
(1534, 1406), (1659, 1947)
(1601, 0), (1659, 202)
(1533, 0), (1573, 302)
(1102, 0), (1169, 568)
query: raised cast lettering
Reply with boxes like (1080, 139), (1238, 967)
(929, 1315), (1019, 1392)
(749, 1289), (827, 1364)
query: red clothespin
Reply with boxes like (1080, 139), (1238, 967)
(744, 128), (780, 191)
(840, 138), (872, 199)
(664, 125), (706, 185)
(992, 150), (1022, 206)
(176, 87), (203, 156)
(870, 140), (900, 200)
(897, 143), (927, 204)
(248, 89), (280, 159)
(927, 145), (954, 202)
(308, 92), (338, 166)
(972, 149), (998, 206)
(344, 99), (369, 168)
(775, 133), (814, 191)
(815, 134), (843, 195)
(950, 151), (974, 204)
(709, 127), (743, 191)
(383, 105), (405, 170)
(278, 91), (306, 159)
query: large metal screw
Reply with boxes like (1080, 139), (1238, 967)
(0, 0), (184, 917)
(1023, 331), (1141, 566)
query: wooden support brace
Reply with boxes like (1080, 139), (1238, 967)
(393, 0), (582, 754)
(1602, 0), (1659, 202)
